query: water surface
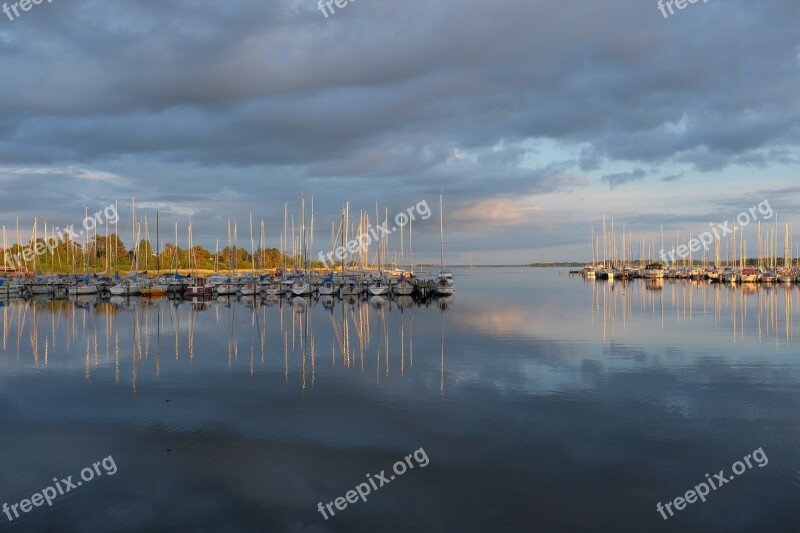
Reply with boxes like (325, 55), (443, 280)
(1, 268), (799, 532)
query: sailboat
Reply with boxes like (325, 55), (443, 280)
(318, 273), (338, 295)
(434, 194), (455, 296)
(393, 215), (414, 295)
(110, 198), (142, 296)
(240, 212), (260, 296)
(141, 211), (168, 297)
(67, 209), (100, 296)
(184, 222), (213, 298)
(290, 195), (312, 296)
(215, 220), (238, 295)
(368, 276), (390, 296)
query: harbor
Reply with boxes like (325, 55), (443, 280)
(2, 0), (799, 530)
(1, 195), (454, 303)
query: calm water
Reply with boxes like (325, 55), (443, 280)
(1, 268), (799, 532)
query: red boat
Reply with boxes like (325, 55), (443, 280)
(184, 277), (214, 298)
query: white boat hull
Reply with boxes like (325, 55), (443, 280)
(110, 283), (142, 296)
(318, 283), (337, 295)
(393, 283), (414, 295)
(291, 282), (311, 296)
(68, 285), (99, 296)
(30, 285), (55, 295)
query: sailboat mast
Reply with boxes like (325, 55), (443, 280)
(409, 213), (413, 273)
(439, 194), (445, 271)
(156, 211), (160, 273)
(249, 211), (255, 276)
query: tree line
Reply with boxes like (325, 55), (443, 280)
(0, 234), (321, 274)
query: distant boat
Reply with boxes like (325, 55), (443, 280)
(597, 266), (614, 280)
(290, 276), (312, 296)
(778, 269), (794, 283)
(318, 275), (338, 296)
(435, 271), (455, 295)
(67, 279), (100, 296)
(109, 279), (142, 296)
(643, 263), (665, 280)
(393, 275), (414, 295)
(722, 268), (739, 284)
(368, 277), (389, 296)
(240, 281), (259, 296)
(141, 280), (168, 297)
(185, 277), (213, 298)
(215, 281), (238, 295)
(740, 267), (758, 283)
(706, 268), (723, 282)
(339, 276), (360, 296)
(263, 279), (282, 296)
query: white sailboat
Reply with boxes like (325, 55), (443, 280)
(290, 195), (312, 296)
(368, 276), (389, 296)
(393, 215), (414, 295)
(435, 194), (455, 296)
(240, 212), (260, 296)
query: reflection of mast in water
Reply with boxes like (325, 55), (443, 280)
(115, 330), (120, 384)
(227, 298), (237, 367)
(329, 308), (340, 367)
(156, 301), (161, 378)
(784, 287), (792, 341)
(170, 301), (180, 362)
(189, 303), (197, 362)
(311, 315), (316, 388)
(143, 303), (151, 361)
(93, 321), (98, 368)
(354, 302), (362, 371)
(50, 308), (55, 356)
(132, 304), (140, 392)
(2, 304), (8, 351)
(410, 312), (413, 368)
(30, 303), (39, 366)
(16, 302), (27, 358)
(85, 336), (91, 382)
(284, 325), (289, 383)
(260, 305), (267, 366)
(247, 303), (262, 376)
(382, 303), (389, 377)
(341, 298), (350, 368)
(400, 309), (405, 377)
(440, 304), (445, 396)
(296, 301), (308, 392)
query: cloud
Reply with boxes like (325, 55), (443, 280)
(660, 172), (685, 182)
(600, 168), (647, 190)
(0, 0), (797, 261)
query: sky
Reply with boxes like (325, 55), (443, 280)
(0, 0), (798, 264)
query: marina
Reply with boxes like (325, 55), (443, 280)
(1, 194), (452, 303)
(2, 0), (799, 530)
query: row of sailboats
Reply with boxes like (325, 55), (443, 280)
(3, 194), (455, 299)
(580, 214), (800, 284)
